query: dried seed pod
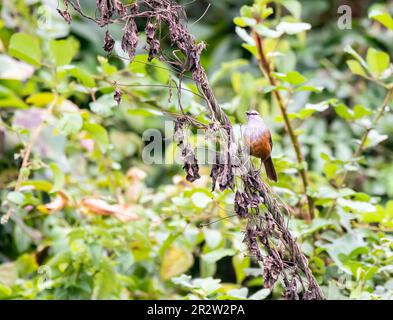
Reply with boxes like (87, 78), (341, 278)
(145, 20), (160, 61)
(114, 87), (122, 105)
(182, 146), (200, 182)
(234, 191), (248, 218)
(284, 278), (299, 300)
(262, 255), (283, 289)
(57, 0), (71, 24)
(96, 0), (114, 26)
(121, 18), (138, 61)
(113, 0), (126, 17)
(103, 30), (115, 53)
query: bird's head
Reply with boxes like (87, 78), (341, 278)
(246, 110), (261, 121)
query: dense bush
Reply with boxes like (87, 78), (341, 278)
(1, 0), (393, 300)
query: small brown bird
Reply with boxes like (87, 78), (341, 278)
(243, 110), (278, 182)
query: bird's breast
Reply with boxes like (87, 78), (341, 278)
(243, 125), (272, 161)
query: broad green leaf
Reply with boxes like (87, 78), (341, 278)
(21, 180), (53, 192)
(249, 288), (271, 300)
(282, 0), (302, 19)
(89, 94), (117, 117)
(8, 33), (41, 67)
(233, 17), (256, 27)
(276, 22), (311, 35)
(203, 229), (222, 250)
(49, 163), (65, 193)
(232, 254), (249, 284)
(26, 92), (57, 107)
(201, 248), (235, 264)
(240, 5), (253, 18)
(57, 113), (83, 135)
(344, 45), (367, 68)
(83, 122), (109, 152)
(92, 259), (118, 299)
(127, 108), (162, 117)
(294, 85), (324, 93)
(334, 103), (353, 120)
(68, 66), (95, 88)
(0, 283), (12, 299)
(347, 60), (367, 77)
(49, 38), (79, 66)
(286, 71), (307, 85)
(191, 192), (212, 209)
(235, 27), (255, 46)
(369, 6), (393, 30)
(160, 246), (194, 280)
(364, 129), (388, 148)
(297, 101), (330, 119)
(255, 25), (282, 38)
(0, 262), (18, 286)
(260, 6), (274, 19)
(7, 191), (25, 205)
(353, 105), (371, 118)
(366, 48), (390, 77)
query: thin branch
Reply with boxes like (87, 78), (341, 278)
(253, 31), (315, 222)
(1, 95), (59, 226)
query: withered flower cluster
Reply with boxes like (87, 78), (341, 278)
(57, 0), (324, 300)
(174, 117), (200, 182)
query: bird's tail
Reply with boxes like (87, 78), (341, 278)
(263, 157), (278, 182)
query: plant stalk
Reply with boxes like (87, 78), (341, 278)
(253, 31), (315, 222)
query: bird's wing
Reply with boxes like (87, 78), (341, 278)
(269, 131), (273, 148)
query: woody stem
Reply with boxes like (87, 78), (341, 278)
(253, 31), (315, 222)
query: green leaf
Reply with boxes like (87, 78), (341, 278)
(233, 17), (256, 27)
(353, 105), (371, 119)
(68, 66), (96, 88)
(191, 192), (212, 209)
(26, 92), (57, 107)
(201, 248), (235, 264)
(49, 163), (65, 193)
(7, 191), (25, 205)
(344, 45), (367, 68)
(160, 246), (194, 280)
(203, 229), (222, 250)
(282, 0), (302, 19)
(276, 22), (311, 35)
(334, 103), (354, 120)
(49, 38), (79, 66)
(89, 94), (117, 117)
(249, 288), (271, 300)
(83, 122), (109, 152)
(297, 101), (330, 119)
(286, 71), (307, 85)
(364, 129), (388, 148)
(92, 259), (118, 299)
(0, 283), (12, 299)
(369, 6), (393, 30)
(347, 60), (367, 77)
(127, 108), (162, 117)
(57, 113), (83, 135)
(8, 33), (41, 67)
(294, 85), (324, 93)
(366, 48), (390, 77)
(240, 5), (253, 18)
(255, 25), (282, 38)
(21, 180), (53, 192)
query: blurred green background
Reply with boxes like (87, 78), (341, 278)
(1, 0), (393, 300)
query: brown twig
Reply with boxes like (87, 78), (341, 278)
(1, 95), (58, 231)
(253, 31), (315, 222)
